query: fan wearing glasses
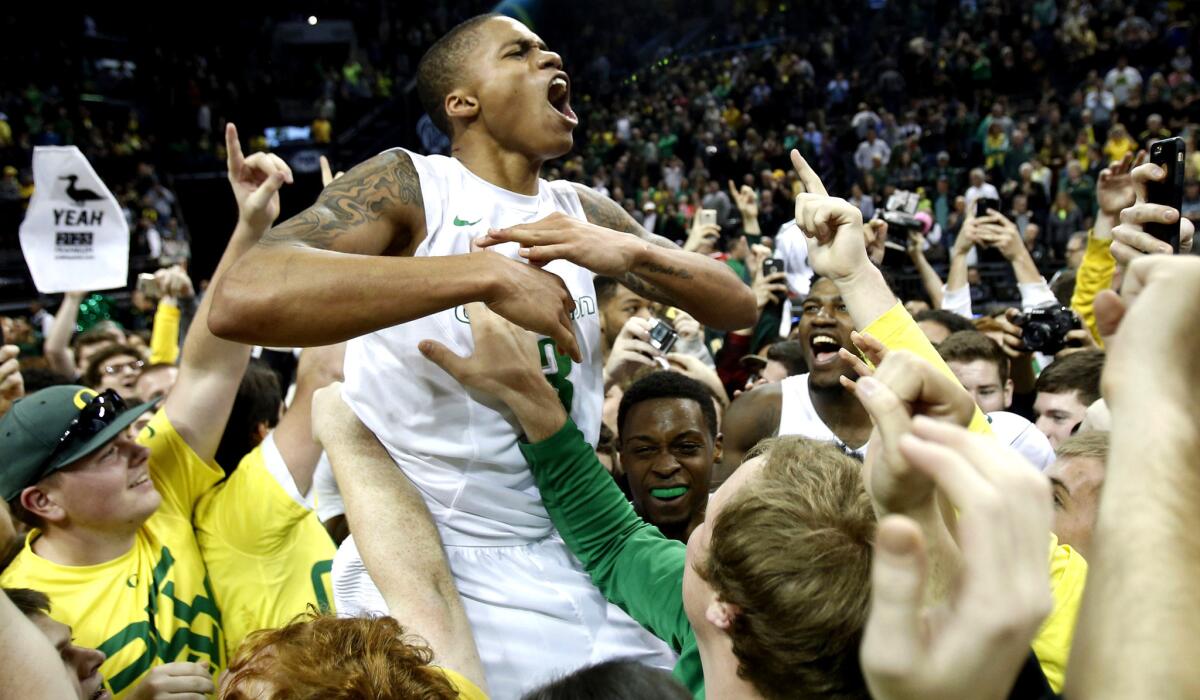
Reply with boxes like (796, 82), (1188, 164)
(81, 345), (146, 399)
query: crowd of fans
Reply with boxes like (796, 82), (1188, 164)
(1, 2), (1200, 700)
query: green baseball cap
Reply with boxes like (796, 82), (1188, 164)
(0, 385), (157, 502)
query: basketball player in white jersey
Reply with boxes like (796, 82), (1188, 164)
(209, 13), (755, 697)
(718, 276), (872, 482)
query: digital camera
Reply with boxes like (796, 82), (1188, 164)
(1013, 304), (1080, 355)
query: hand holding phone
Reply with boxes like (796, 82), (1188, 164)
(762, 258), (785, 278)
(647, 319), (678, 355)
(1145, 137), (1185, 253)
(975, 197), (1001, 219)
(136, 273), (161, 300)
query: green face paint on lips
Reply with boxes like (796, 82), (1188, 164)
(650, 486), (688, 499)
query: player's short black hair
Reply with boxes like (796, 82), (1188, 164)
(618, 371), (719, 442)
(416, 13), (502, 135)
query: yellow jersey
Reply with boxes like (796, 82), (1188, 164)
(1036, 534), (1087, 692)
(0, 410), (225, 698)
(194, 435), (336, 652)
(865, 303), (1086, 691)
(442, 667), (489, 699)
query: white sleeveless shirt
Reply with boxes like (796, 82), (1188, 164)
(342, 150), (604, 546)
(778, 374), (868, 459)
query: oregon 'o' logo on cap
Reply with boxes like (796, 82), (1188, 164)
(73, 388), (99, 409)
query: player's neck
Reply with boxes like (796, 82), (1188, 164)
(808, 378), (871, 446)
(451, 134), (543, 196)
(32, 523), (138, 567)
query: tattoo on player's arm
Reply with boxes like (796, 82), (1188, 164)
(261, 150), (424, 250)
(571, 183), (693, 301)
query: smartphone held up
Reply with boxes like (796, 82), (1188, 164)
(1145, 137), (1185, 253)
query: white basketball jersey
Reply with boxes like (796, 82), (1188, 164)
(342, 150), (603, 546)
(778, 374), (868, 459)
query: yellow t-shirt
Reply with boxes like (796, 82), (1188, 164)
(1070, 230), (1115, 347)
(1035, 534), (1087, 693)
(863, 302), (992, 435)
(864, 303), (1085, 690)
(194, 435), (336, 653)
(0, 410), (226, 699)
(442, 667), (489, 699)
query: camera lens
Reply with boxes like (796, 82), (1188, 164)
(1023, 324), (1049, 351)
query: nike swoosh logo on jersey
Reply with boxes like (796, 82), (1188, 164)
(453, 216), (481, 226)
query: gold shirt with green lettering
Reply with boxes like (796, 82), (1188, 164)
(1, 411), (225, 697)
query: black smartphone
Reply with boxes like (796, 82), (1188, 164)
(975, 197), (1001, 219)
(762, 258), (784, 278)
(1146, 137), (1185, 253)
(647, 319), (678, 355)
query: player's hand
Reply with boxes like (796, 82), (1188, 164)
(476, 251), (581, 362)
(226, 122), (293, 231)
(790, 150), (872, 283)
(475, 211), (640, 277)
(127, 660), (215, 700)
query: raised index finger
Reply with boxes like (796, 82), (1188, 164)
(225, 123), (244, 174)
(789, 149), (827, 196)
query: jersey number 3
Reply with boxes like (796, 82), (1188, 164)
(538, 338), (574, 412)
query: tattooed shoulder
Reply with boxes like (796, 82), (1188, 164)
(262, 149), (424, 250)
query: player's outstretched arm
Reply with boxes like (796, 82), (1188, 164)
(473, 184), (757, 331)
(575, 184), (757, 330)
(209, 149), (581, 360)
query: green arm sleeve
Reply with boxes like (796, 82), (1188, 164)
(520, 420), (692, 651)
